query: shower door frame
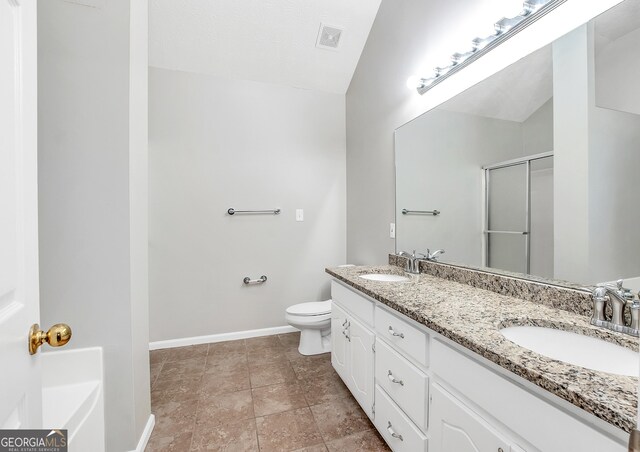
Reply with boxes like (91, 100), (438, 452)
(483, 151), (553, 275)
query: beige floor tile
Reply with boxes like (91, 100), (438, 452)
(199, 369), (251, 398)
(310, 396), (373, 442)
(252, 382), (307, 417)
(150, 363), (163, 389)
(205, 352), (248, 374)
(246, 335), (282, 351)
(156, 357), (206, 384)
(152, 398), (199, 434)
(148, 336), (385, 452)
(291, 444), (328, 452)
(324, 429), (390, 452)
(145, 429), (193, 452)
(190, 418), (259, 451)
(277, 332), (301, 348)
(165, 344), (209, 363)
(247, 347), (288, 368)
(249, 361), (297, 388)
(150, 349), (171, 366)
(152, 375), (203, 406)
(289, 354), (333, 380)
(299, 372), (351, 406)
(196, 389), (254, 426)
(255, 408), (323, 452)
(208, 339), (247, 354)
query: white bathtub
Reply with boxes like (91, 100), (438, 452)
(41, 347), (105, 452)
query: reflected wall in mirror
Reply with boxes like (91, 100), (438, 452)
(395, 0), (640, 287)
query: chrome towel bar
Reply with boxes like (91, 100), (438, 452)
(228, 208), (281, 215)
(402, 209), (440, 216)
(243, 275), (267, 285)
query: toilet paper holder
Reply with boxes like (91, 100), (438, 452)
(244, 275), (267, 285)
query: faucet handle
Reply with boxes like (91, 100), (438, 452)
(592, 286), (608, 300)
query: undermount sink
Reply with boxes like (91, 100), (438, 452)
(500, 326), (638, 377)
(359, 273), (410, 282)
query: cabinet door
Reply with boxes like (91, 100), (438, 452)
(347, 315), (375, 417)
(430, 383), (511, 452)
(331, 303), (349, 382)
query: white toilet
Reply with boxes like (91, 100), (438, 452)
(285, 300), (332, 355)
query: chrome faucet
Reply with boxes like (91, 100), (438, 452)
(591, 279), (640, 337)
(397, 250), (424, 274)
(426, 249), (445, 261)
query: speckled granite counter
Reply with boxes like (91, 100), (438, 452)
(326, 264), (639, 433)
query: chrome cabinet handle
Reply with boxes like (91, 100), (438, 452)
(387, 370), (404, 386)
(388, 326), (404, 338)
(387, 421), (403, 441)
(342, 319), (348, 327)
(342, 322), (350, 341)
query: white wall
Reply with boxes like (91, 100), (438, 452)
(522, 98), (554, 155)
(38, 1), (150, 450)
(149, 68), (346, 342)
(595, 27), (640, 116)
(346, 0), (624, 266)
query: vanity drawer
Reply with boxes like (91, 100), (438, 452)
(375, 306), (428, 367)
(375, 338), (429, 432)
(374, 385), (428, 452)
(331, 280), (374, 326)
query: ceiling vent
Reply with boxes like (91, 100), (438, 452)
(316, 23), (343, 51)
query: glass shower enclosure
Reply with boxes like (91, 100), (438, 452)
(484, 152), (554, 277)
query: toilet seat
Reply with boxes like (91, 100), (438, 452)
(286, 300), (331, 316)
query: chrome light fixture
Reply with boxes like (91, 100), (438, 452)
(415, 0), (566, 95)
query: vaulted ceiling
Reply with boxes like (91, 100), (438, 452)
(149, 0), (382, 94)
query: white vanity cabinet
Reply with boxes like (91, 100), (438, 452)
(430, 383), (512, 452)
(330, 282), (375, 417)
(330, 279), (627, 452)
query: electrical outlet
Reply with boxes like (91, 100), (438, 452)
(296, 209), (304, 222)
(390, 223), (396, 239)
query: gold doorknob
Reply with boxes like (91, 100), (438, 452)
(29, 323), (72, 355)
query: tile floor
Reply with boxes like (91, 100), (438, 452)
(146, 332), (391, 451)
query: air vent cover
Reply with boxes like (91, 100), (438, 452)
(316, 23), (343, 50)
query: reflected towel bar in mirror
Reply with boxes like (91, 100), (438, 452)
(227, 208), (281, 215)
(402, 209), (440, 216)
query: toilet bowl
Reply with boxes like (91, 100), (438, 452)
(285, 300), (332, 356)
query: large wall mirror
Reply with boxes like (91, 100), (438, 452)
(395, 0), (640, 289)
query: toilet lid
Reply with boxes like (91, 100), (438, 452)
(286, 300), (332, 316)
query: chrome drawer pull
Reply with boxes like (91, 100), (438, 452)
(388, 326), (405, 338)
(387, 421), (403, 441)
(387, 370), (404, 386)
(342, 319), (348, 327)
(342, 323), (350, 341)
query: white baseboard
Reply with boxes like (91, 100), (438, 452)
(149, 325), (298, 350)
(130, 414), (155, 452)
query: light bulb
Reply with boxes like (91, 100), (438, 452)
(405, 75), (421, 91)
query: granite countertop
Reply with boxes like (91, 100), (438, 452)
(326, 264), (639, 433)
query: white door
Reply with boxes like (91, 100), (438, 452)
(0, 0), (42, 428)
(330, 303), (349, 382)
(348, 315), (375, 417)
(430, 384), (511, 452)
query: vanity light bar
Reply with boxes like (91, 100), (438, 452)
(415, 0), (566, 95)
